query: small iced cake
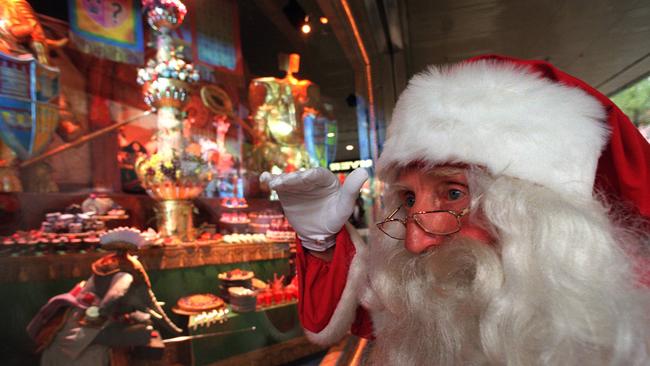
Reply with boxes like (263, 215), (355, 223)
(177, 293), (225, 313)
(228, 287), (257, 312)
(219, 212), (250, 224)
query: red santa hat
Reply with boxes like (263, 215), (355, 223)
(377, 55), (650, 219)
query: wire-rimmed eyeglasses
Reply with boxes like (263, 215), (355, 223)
(376, 205), (470, 240)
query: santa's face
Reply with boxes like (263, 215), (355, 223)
(393, 165), (493, 254)
(367, 165), (504, 365)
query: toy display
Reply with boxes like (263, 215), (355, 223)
(246, 54), (336, 173)
(26, 228), (181, 364)
(0, 0), (83, 193)
(0, 1), (326, 364)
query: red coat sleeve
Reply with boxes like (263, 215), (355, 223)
(296, 227), (374, 338)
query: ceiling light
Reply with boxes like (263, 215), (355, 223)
(345, 145), (354, 151)
(301, 15), (311, 34)
(319, 17), (328, 24)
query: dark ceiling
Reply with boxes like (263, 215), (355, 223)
(401, 0), (650, 95)
(319, 0), (650, 161)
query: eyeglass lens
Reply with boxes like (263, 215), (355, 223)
(379, 211), (461, 240)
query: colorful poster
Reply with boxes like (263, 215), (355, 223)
(68, 0), (144, 64)
(191, 0), (243, 75)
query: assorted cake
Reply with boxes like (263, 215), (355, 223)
(219, 212), (250, 233)
(2, 230), (102, 248)
(222, 233), (266, 244)
(0, 225), (162, 253)
(219, 212), (250, 225)
(248, 210), (284, 234)
(218, 268), (255, 281)
(266, 217), (296, 242)
(218, 268), (255, 302)
(41, 212), (106, 234)
(220, 197), (248, 209)
(1, 196), (136, 253)
(198, 232), (224, 241)
(176, 293), (225, 314)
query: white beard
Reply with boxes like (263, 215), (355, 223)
(363, 236), (503, 366)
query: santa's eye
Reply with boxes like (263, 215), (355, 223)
(404, 193), (416, 207)
(447, 189), (465, 201)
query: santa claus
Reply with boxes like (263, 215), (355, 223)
(261, 55), (650, 365)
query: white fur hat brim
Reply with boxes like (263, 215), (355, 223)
(377, 59), (610, 199)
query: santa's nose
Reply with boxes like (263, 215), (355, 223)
(404, 220), (445, 254)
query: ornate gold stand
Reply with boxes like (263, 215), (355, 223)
(137, 177), (207, 243)
(157, 199), (195, 241)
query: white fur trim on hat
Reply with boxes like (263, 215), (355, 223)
(377, 60), (610, 198)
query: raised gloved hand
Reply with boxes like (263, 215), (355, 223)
(260, 167), (368, 252)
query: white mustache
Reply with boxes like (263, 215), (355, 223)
(372, 235), (502, 318)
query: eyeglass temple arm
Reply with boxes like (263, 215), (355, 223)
(375, 205), (403, 228)
(378, 205), (403, 224)
(386, 205), (401, 219)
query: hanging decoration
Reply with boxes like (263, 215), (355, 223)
(191, 0), (243, 75)
(67, 0), (144, 64)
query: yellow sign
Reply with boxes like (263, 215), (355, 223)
(329, 159), (373, 172)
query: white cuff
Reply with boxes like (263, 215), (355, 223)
(298, 233), (338, 252)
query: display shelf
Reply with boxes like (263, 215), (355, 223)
(187, 302), (325, 365)
(0, 253), (293, 364)
(0, 241), (292, 283)
(0, 193), (300, 364)
(0, 192), (282, 237)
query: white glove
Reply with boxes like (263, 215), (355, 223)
(260, 167), (369, 251)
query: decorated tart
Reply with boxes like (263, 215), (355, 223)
(217, 268), (254, 281)
(176, 293), (225, 313)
